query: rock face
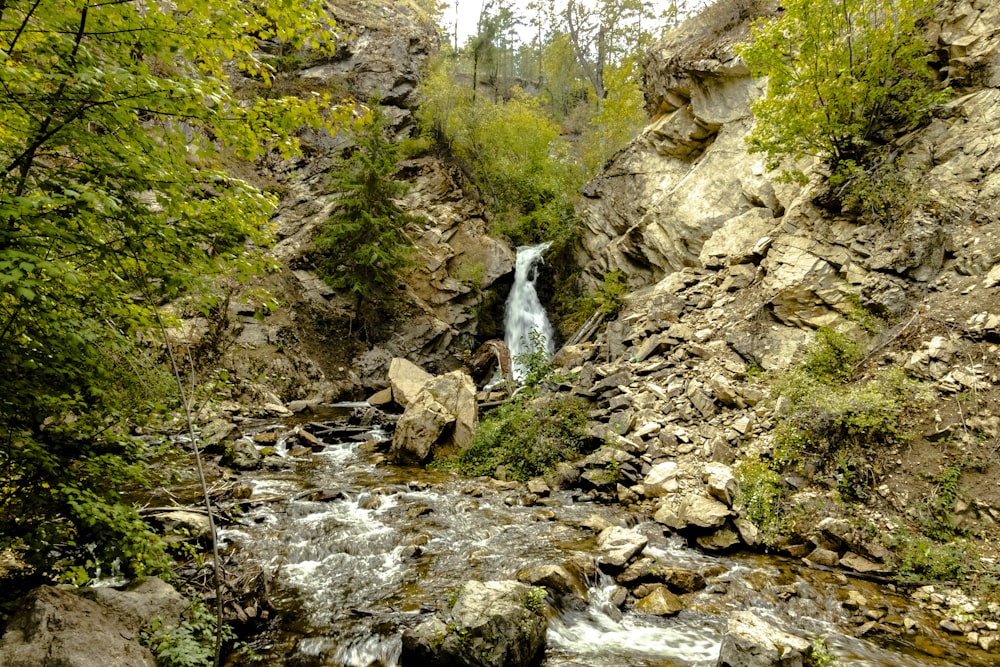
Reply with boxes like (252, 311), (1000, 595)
(164, 0), (516, 406)
(300, 0), (439, 119)
(0, 579), (187, 667)
(574, 5), (773, 288)
(391, 366), (478, 464)
(402, 580), (547, 667)
(716, 611), (813, 667)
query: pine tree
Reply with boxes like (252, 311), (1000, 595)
(314, 105), (418, 332)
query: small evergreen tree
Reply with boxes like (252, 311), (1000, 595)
(738, 0), (946, 189)
(314, 105), (417, 332)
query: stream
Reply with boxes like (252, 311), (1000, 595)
(220, 411), (986, 667)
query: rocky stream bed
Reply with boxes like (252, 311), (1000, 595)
(212, 407), (996, 667)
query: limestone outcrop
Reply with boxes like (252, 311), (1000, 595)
(574, 3), (775, 288)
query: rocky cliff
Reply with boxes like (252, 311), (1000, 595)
(169, 0), (515, 407)
(545, 0), (1000, 598)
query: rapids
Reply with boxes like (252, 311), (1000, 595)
(221, 415), (987, 667)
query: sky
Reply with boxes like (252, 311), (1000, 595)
(440, 0), (708, 49)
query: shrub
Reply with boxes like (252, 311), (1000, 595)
(141, 599), (235, 667)
(737, 0), (947, 199)
(801, 327), (862, 385)
(770, 327), (929, 500)
(891, 529), (978, 582)
(734, 458), (787, 542)
(446, 395), (591, 481)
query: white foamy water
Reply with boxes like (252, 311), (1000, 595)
(505, 242), (555, 380)
(547, 573), (721, 667)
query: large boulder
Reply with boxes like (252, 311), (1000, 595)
(595, 525), (649, 568)
(516, 563), (590, 610)
(654, 493), (733, 531)
(388, 357), (434, 408)
(716, 611), (813, 667)
(0, 578), (187, 667)
(391, 369), (478, 464)
(402, 580), (547, 667)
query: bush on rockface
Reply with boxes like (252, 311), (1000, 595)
(738, 0), (947, 216)
(770, 328), (928, 501)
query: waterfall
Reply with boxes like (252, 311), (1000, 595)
(505, 242), (555, 381)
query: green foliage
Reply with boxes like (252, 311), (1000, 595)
(515, 330), (554, 390)
(594, 270), (629, 316)
(526, 586), (548, 612)
(0, 0), (349, 579)
(769, 327), (929, 501)
(446, 585), (464, 609)
(801, 327), (862, 385)
(418, 65), (582, 252)
(446, 395), (591, 481)
(314, 104), (418, 327)
(734, 457), (787, 543)
(738, 0), (946, 188)
(891, 528), (978, 582)
(834, 154), (929, 223)
(580, 61), (646, 176)
(141, 599), (236, 667)
(806, 636), (839, 667)
(553, 269), (628, 339)
(920, 462), (966, 541)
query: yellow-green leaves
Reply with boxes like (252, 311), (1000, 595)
(0, 0), (351, 580)
(738, 0), (946, 182)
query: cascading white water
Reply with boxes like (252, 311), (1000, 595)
(505, 242), (555, 380)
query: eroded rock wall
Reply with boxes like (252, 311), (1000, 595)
(169, 0), (514, 407)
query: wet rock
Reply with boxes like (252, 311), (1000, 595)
(716, 610), (813, 667)
(0, 580), (187, 667)
(147, 510), (212, 544)
(199, 418), (239, 451)
(401, 580), (547, 667)
(516, 563), (589, 610)
(805, 548), (840, 568)
(579, 514), (616, 533)
(293, 429), (326, 451)
(526, 478), (551, 496)
(655, 494), (732, 531)
(596, 525), (649, 568)
(634, 585), (685, 616)
(222, 436), (262, 470)
(697, 527), (740, 551)
(659, 566), (707, 594)
(840, 552), (890, 575)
